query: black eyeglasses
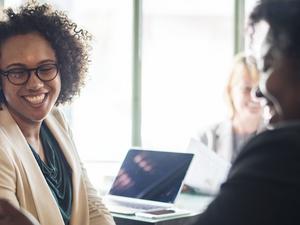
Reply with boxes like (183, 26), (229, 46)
(0, 63), (59, 85)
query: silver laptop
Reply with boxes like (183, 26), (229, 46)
(103, 148), (194, 215)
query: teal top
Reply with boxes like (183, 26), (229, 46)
(30, 122), (73, 225)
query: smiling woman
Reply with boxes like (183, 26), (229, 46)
(1, 33), (61, 129)
(0, 2), (115, 225)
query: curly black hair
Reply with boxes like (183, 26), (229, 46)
(0, 2), (91, 105)
(249, 0), (300, 59)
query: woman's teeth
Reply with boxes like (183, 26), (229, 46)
(24, 94), (45, 104)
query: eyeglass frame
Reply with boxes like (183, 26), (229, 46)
(0, 63), (59, 85)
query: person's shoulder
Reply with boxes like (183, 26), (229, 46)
(197, 120), (230, 135)
(244, 124), (300, 152)
(50, 106), (64, 116)
(48, 107), (69, 130)
(198, 120), (232, 139)
(208, 120), (230, 130)
(228, 124), (300, 178)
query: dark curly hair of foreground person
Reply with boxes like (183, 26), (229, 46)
(0, 2), (91, 105)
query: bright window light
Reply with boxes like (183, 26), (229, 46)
(141, 0), (234, 150)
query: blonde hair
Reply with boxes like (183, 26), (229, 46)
(225, 53), (259, 119)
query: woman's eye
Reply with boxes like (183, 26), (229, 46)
(9, 70), (26, 78)
(244, 87), (252, 93)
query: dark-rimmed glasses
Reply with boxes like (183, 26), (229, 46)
(0, 63), (59, 85)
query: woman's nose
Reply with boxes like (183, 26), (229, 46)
(25, 71), (44, 90)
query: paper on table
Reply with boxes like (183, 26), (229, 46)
(184, 138), (231, 195)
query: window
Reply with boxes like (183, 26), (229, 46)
(68, 0), (133, 191)
(141, 0), (234, 150)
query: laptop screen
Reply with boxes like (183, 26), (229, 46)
(109, 149), (194, 203)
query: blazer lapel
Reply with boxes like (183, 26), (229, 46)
(45, 110), (84, 225)
(45, 112), (80, 190)
(0, 107), (64, 225)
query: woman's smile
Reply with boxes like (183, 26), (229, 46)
(23, 93), (48, 106)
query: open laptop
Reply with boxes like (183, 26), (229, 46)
(103, 148), (194, 215)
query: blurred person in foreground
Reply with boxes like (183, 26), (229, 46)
(0, 2), (115, 225)
(190, 0), (300, 224)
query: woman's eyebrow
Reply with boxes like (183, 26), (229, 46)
(4, 63), (26, 70)
(4, 59), (57, 70)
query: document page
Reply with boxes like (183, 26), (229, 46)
(184, 138), (231, 195)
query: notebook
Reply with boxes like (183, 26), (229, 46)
(103, 148), (194, 215)
(184, 138), (231, 195)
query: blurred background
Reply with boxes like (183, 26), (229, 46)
(1, 0), (258, 194)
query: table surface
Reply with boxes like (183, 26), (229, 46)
(112, 193), (214, 224)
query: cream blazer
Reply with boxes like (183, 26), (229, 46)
(0, 106), (115, 225)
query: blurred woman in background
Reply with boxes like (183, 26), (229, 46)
(194, 53), (263, 163)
